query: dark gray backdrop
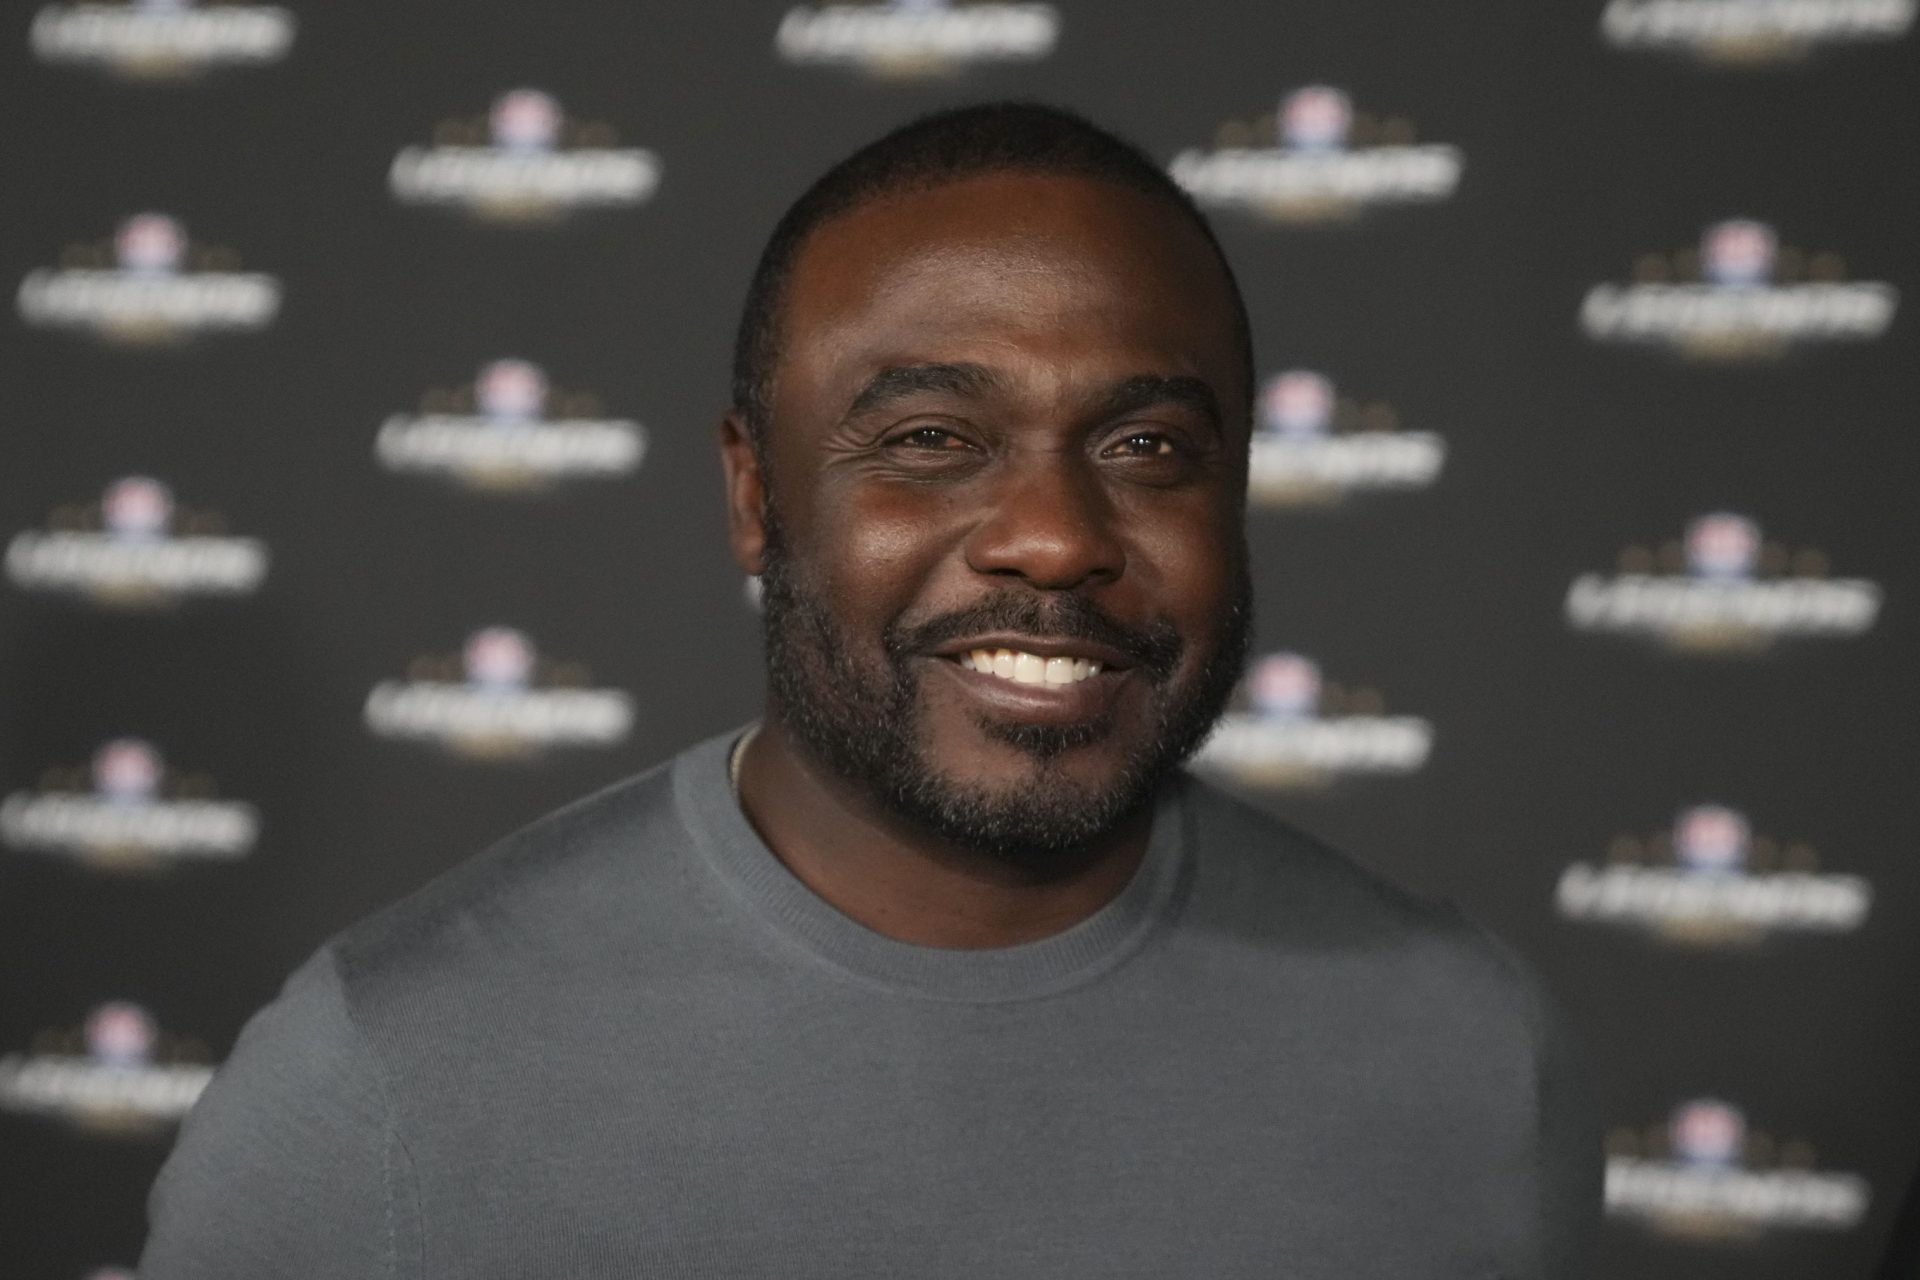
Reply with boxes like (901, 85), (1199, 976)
(2, 2), (1915, 1276)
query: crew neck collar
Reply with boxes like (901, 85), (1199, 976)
(674, 728), (1191, 1004)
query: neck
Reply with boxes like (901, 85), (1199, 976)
(732, 715), (1153, 949)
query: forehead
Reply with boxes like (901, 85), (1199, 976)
(775, 172), (1244, 413)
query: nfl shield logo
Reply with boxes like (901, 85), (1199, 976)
(465, 626), (536, 690)
(93, 739), (163, 803)
(1281, 86), (1352, 152)
(1702, 219), (1777, 288)
(490, 89), (562, 152)
(115, 213), (186, 274)
(477, 359), (548, 421)
(1674, 805), (1749, 873)
(86, 1002), (158, 1069)
(1260, 371), (1334, 438)
(1685, 513), (1760, 580)
(1670, 1099), (1746, 1167)
(1249, 652), (1322, 718)
(102, 476), (175, 541)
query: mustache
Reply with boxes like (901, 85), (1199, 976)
(885, 592), (1184, 680)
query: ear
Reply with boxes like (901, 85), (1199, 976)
(719, 411), (768, 576)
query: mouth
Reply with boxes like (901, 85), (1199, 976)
(920, 634), (1138, 729)
(934, 634), (1134, 688)
(958, 647), (1103, 688)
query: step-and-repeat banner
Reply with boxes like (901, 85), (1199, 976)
(2, 2), (1915, 1276)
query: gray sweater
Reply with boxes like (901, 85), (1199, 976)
(141, 729), (1600, 1278)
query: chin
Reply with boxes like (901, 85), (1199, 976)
(895, 722), (1160, 860)
(896, 768), (1151, 867)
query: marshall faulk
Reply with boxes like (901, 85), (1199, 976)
(142, 102), (1600, 1279)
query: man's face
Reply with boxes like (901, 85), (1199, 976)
(742, 171), (1252, 864)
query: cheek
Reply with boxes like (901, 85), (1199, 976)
(1120, 495), (1243, 630)
(805, 483), (968, 605)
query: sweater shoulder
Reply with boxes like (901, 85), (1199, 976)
(1178, 773), (1547, 1021)
(325, 756), (691, 1009)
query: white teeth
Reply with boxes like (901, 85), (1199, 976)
(959, 648), (1107, 687)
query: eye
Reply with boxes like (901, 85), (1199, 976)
(1106, 432), (1177, 458)
(1098, 426), (1206, 486)
(888, 425), (974, 452)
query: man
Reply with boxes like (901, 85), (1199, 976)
(142, 103), (1599, 1277)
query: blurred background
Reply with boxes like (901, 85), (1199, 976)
(1, 1), (1916, 1276)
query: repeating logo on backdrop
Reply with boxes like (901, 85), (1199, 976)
(1556, 804), (1870, 944)
(0, 1003), (213, 1134)
(1247, 370), (1445, 505)
(18, 212), (280, 342)
(2, 738), (258, 871)
(364, 626), (633, 757)
(775, 0), (1059, 77)
(1606, 1099), (1869, 1236)
(7, 477), (268, 606)
(1565, 513), (1879, 650)
(376, 359), (649, 491)
(1171, 87), (1463, 224)
(30, 0), (294, 78)
(390, 89), (660, 221)
(1192, 652), (1432, 787)
(1601, 0), (1916, 64)
(1581, 219), (1896, 357)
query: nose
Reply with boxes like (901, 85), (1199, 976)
(962, 451), (1125, 589)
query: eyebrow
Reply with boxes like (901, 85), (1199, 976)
(1092, 374), (1222, 433)
(843, 362), (1003, 419)
(839, 363), (1223, 434)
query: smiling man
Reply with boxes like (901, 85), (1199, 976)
(142, 104), (1599, 1279)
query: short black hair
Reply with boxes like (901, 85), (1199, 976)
(730, 101), (1253, 445)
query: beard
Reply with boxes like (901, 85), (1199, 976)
(757, 510), (1252, 872)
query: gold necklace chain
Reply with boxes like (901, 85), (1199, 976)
(728, 724), (760, 797)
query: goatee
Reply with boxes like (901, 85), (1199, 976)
(757, 511), (1252, 871)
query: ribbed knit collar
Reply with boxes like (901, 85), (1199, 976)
(675, 728), (1190, 1003)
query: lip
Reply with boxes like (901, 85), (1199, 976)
(923, 650), (1130, 726)
(930, 633), (1136, 672)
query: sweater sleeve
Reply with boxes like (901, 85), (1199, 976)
(1449, 905), (1604, 1279)
(139, 946), (421, 1279)
(1530, 974), (1604, 1280)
